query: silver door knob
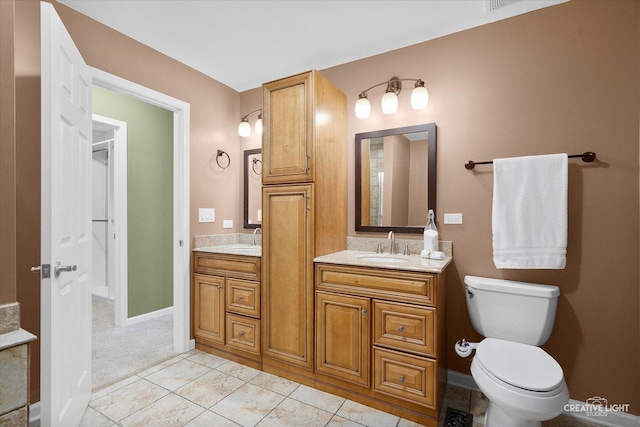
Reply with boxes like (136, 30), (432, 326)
(54, 261), (77, 279)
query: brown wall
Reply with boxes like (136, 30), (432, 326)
(315, 0), (639, 413)
(13, 0), (243, 401)
(0, 0), (16, 306)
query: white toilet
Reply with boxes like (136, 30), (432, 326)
(457, 275), (569, 427)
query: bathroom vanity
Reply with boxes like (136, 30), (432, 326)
(313, 250), (451, 426)
(192, 245), (262, 368)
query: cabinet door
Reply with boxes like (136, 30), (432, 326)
(262, 72), (313, 184)
(316, 291), (370, 386)
(262, 185), (314, 369)
(193, 274), (225, 344)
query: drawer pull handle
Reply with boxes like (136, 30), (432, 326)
(398, 326), (404, 332)
(238, 331), (245, 337)
(399, 375), (405, 383)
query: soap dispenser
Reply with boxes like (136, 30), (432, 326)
(421, 209), (439, 258)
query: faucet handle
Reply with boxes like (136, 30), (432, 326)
(403, 243), (410, 256)
(376, 242), (383, 254)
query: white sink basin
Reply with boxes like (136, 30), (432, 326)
(357, 255), (410, 264)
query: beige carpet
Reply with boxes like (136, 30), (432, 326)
(92, 297), (176, 391)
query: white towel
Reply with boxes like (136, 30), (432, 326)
(492, 153), (568, 269)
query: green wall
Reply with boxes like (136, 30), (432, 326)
(93, 86), (174, 317)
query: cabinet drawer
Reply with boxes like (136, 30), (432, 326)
(373, 347), (436, 409)
(226, 279), (260, 318)
(373, 301), (435, 356)
(194, 252), (260, 280)
(226, 314), (260, 355)
(315, 264), (435, 306)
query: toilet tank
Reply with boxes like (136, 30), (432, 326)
(464, 275), (560, 346)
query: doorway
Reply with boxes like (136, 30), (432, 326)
(90, 67), (191, 357)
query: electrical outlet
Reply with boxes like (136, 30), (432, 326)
(444, 213), (463, 224)
(223, 219), (233, 229)
(199, 208), (215, 223)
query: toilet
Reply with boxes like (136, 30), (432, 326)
(457, 275), (569, 427)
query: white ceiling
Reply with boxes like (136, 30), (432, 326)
(58, 0), (568, 92)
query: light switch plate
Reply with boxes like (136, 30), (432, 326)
(444, 213), (463, 224)
(223, 219), (233, 229)
(199, 208), (215, 223)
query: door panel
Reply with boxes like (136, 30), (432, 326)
(316, 292), (370, 386)
(262, 185), (314, 368)
(262, 73), (313, 184)
(41, 3), (92, 425)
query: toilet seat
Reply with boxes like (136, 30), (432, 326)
(475, 338), (564, 393)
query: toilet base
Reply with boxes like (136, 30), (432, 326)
(486, 402), (541, 427)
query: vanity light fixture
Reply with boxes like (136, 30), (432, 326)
(238, 108), (262, 137)
(355, 77), (429, 119)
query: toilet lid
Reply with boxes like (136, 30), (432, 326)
(475, 338), (564, 392)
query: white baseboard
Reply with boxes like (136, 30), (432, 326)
(29, 401), (40, 425)
(447, 370), (639, 426)
(126, 306), (173, 326)
(189, 339), (196, 351)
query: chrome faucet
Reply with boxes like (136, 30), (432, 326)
(251, 227), (262, 246)
(388, 231), (396, 255)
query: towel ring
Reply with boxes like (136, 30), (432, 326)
(216, 149), (230, 169)
(252, 158), (262, 175)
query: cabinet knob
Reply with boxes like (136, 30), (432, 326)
(399, 375), (405, 383)
(398, 325), (404, 332)
(237, 295), (244, 301)
(361, 309), (367, 316)
(238, 331), (245, 337)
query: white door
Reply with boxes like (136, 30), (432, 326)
(40, 2), (93, 425)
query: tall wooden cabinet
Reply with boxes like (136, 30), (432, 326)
(261, 70), (347, 378)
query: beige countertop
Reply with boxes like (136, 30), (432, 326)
(314, 250), (452, 274)
(194, 244), (261, 258)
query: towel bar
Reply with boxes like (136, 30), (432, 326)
(464, 151), (596, 170)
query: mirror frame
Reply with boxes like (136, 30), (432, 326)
(243, 148), (262, 229)
(355, 122), (436, 234)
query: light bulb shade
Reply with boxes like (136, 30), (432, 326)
(355, 96), (371, 119)
(255, 117), (263, 135)
(238, 120), (251, 137)
(411, 85), (429, 110)
(381, 91), (398, 114)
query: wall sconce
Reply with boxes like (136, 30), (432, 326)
(355, 77), (428, 119)
(238, 108), (262, 137)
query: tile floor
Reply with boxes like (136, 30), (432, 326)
(81, 349), (602, 427)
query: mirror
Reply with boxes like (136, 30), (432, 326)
(355, 123), (436, 234)
(244, 148), (262, 229)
